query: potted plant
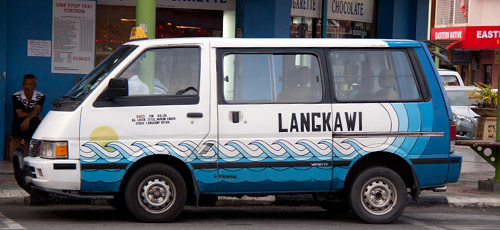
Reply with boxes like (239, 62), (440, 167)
(469, 83), (497, 117)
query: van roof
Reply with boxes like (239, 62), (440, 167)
(125, 37), (422, 48)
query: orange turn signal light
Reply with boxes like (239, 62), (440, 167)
(56, 145), (68, 157)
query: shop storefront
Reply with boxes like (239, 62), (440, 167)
(291, 0), (375, 38)
(431, 26), (500, 87)
(291, 0), (322, 38)
(96, 0), (233, 63)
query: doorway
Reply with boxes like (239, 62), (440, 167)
(484, 64), (492, 86)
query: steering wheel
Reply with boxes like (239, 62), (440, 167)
(175, 86), (198, 95)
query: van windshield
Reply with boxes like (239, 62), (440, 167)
(52, 45), (137, 110)
(441, 75), (460, 86)
(446, 90), (474, 106)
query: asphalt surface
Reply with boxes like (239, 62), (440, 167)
(1, 205), (500, 230)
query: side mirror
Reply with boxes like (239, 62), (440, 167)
(107, 78), (129, 98)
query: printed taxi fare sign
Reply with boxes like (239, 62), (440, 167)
(52, 0), (96, 74)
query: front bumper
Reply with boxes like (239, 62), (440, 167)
(24, 157), (81, 190)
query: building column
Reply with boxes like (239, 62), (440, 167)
(236, 0), (291, 38)
(377, 0), (428, 40)
(223, 10), (236, 38)
(0, 0), (7, 160)
(415, 0), (429, 40)
(136, 0), (155, 92)
(322, 0), (328, 38)
(136, 0), (156, 39)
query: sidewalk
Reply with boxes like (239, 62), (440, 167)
(1, 160), (500, 207)
(0, 161), (30, 204)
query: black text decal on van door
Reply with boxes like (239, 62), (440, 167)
(278, 112), (362, 132)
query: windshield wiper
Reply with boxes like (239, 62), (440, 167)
(51, 98), (63, 107)
(51, 95), (80, 107)
(62, 95), (78, 100)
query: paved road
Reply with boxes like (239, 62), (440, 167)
(1, 204), (500, 230)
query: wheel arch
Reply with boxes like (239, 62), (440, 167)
(344, 152), (419, 196)
(119, 155), (198, 205)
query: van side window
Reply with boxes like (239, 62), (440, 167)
(330, 49), (421, 102)
(222, 53), (322, 103)
(118, 47), (200, 96)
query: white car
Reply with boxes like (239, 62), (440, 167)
(445, 86), (478, 139)
(439, 69), (464, 86)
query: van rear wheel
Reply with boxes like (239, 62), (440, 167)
(124, 163), (186, 222)
(348, 167), (406, 224)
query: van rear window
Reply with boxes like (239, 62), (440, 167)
(222, 53), (323, 104)
(330, 49), (421, 102)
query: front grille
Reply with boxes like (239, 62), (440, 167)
(29, 139), (41, 157)
(25, 166), (36, 178)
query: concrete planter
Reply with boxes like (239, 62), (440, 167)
(474, 117), (496, 140)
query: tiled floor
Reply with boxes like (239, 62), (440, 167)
(0, 160), (13, 173)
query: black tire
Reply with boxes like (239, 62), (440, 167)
(13, 155), (26, 190)
(348, 167), (406, 224)
(124, 163), (187, 222)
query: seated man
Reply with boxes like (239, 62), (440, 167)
(373, 69), (399, 100)
(12, 74), (45, 151)
(121, 63), (150, 96)
(352, 76), (376, 100)
(277, 67), (315, 103)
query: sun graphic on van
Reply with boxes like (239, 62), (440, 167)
(89, 126), (118, 152)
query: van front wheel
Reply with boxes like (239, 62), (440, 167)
(348, 167), (406, 224)
(125, 163), (186, 222)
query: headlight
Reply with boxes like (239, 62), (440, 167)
(40, 141), (68, 159)
(453, 113), (473, 124)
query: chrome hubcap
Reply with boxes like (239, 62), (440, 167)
(361, 177), (396, 215)
(138, 175), (175, 214)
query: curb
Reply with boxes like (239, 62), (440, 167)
(446, 196), (500, 207)
(0, 190), (30, 205)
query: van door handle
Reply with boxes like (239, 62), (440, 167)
(232, 111), (240, 123)
(187, 112), (203, 118)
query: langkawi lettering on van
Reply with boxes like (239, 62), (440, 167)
(278, 112), (362, 132)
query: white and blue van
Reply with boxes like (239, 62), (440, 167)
(15, 38), (461, 224)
